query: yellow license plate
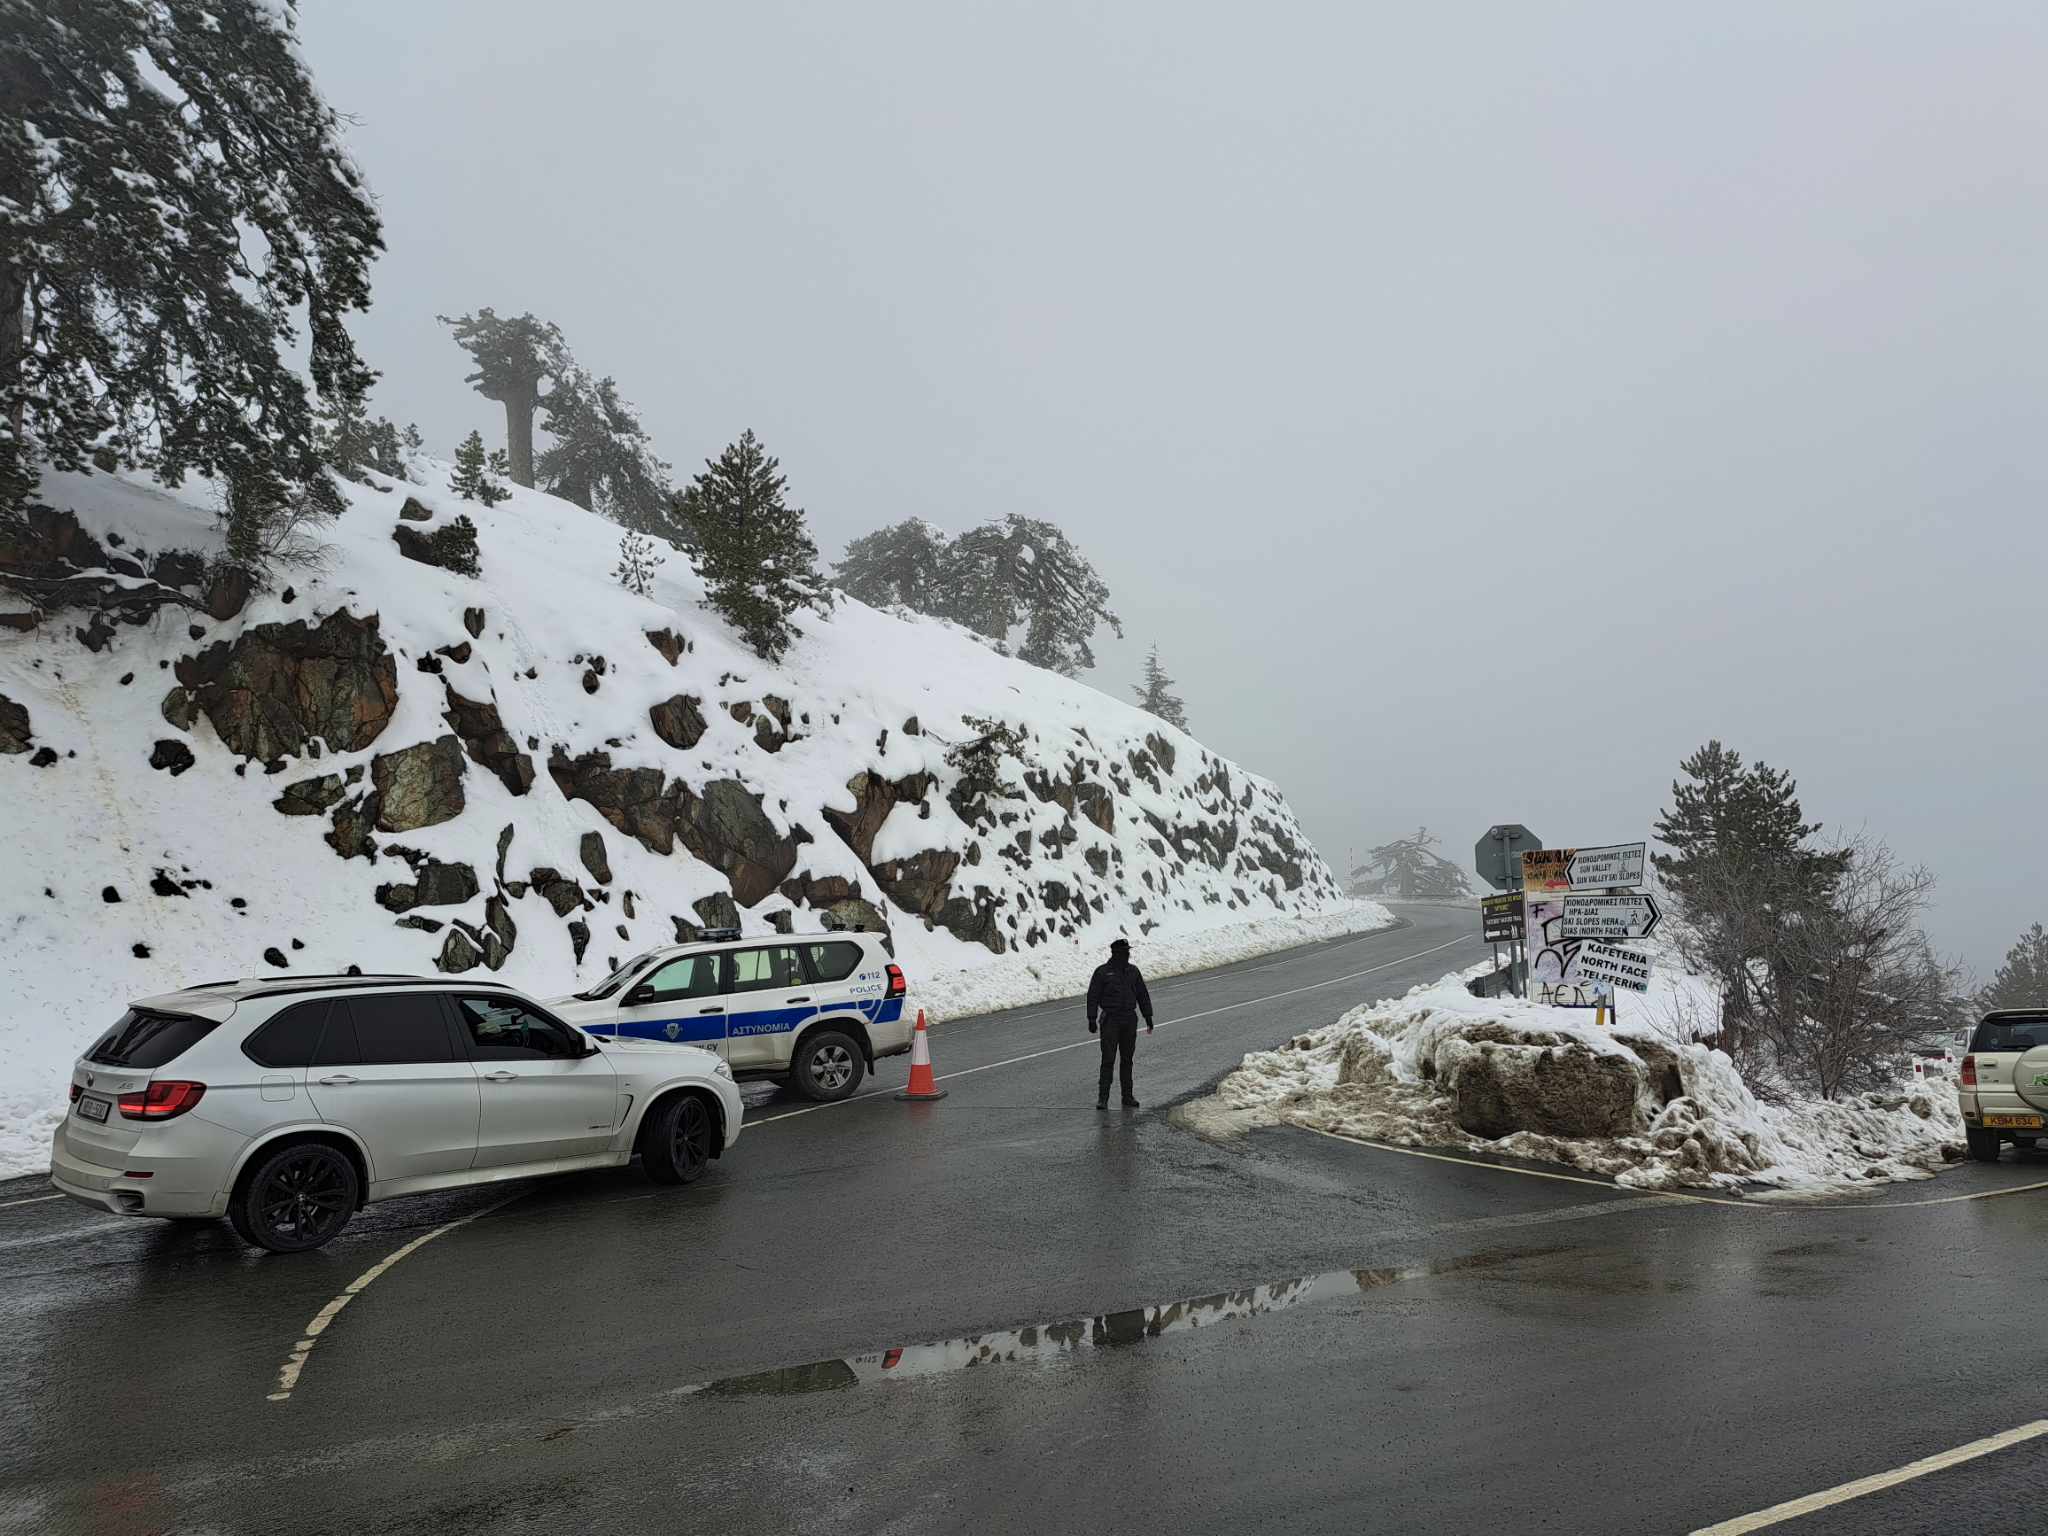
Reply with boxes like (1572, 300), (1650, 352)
(1984, 1114), (2044, 1129)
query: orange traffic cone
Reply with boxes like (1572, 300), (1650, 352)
(895, 1009), (947, 1101)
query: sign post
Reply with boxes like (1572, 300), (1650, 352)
(1520, 838), (1654, 1019)
(1475, 826), (1540, 997)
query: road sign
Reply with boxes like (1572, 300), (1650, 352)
(1559, 892), (1661, 941)
(1566, 842), (1646, 890)
(1481, 892), (1524, 943)
(1475, 825), (1541, 891)
(1522, 842), (1648, 893)
(1576, 941), (1651, 992)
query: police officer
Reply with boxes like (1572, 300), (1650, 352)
(1087, 937), (1154, 1109)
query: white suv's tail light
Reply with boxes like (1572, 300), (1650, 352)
(118, 1081), (207, 1120)
(1961, 1055), (1977, 1088)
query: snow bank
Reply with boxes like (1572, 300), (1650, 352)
(1204, 971), (1965, 1193)
(916, 900), (1394, 1023)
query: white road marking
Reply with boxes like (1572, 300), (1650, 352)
(267, 1190), (528, 1403)
(748, 932), (1480, 1127)
(0, 1194), (65, 1210)
(1690, 1419), (2048, 1534)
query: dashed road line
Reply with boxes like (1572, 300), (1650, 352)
(1690, 1419), (2048, 1533)
(0, 1194), (66, 1210)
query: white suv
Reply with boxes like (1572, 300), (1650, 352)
(49, 974), (744, 1252)
(551, 930), (913, 1102)
(1958, 1009), (2048, 1162)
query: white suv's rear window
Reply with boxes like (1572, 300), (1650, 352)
(1971, 1017), (2048, 1054)
(88, 1009), (218, 1068)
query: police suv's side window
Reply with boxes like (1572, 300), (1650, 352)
(728, 946), (802, 995)
(801, 943), (862, 984)
(641, 955), (721, 1002)
(455, 996), (583, 1060)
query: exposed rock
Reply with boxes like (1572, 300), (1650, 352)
(1145, 732), (1177, 775)
(484, 896), (516, 968)
(173, 610), (398, 760)
(1447, 1040), (1643, 1141)
(441, 687), (533, 795)
(649, 694), (708, 750)
(581, 668), (600, 695)
(464, 606), (485, 638)
(371, 736), (466, 832)
(263, 945), (288, 968)
(375, 861), (478, 913)
(273, 772), (346, 816)
(496, 823), (514, 884)
(1085, 847), (1109, 877)
(160, 687), (197, 732)
(1042, 880), (1071, 910)
(393, 517), (481, 577)
(395, 915), (444, 933)
(29, 746), (57, 767)
(149, 549), (207, 589)
(902, 715), (920, 736)
(645, 627), (687, 666)
(548, 751), (797, 906)
(1074, 782), (1115, 835)
(621, 890), (636, 920)
(101, 885), (120, 903)
(824, 770), (933, 864)
(0, 693), (32, 753)
(398, 497), (433, 521)
(672, 892), (741, 943)
(150, 871), (185, 898)
(528, 867), (590, 918)
(822, 897), (887, 933)
(579, 832), (612, 886)
(568, 919), (591, 964)
(0, 610), (37, 632)
(438, 641), (472, 665)
(203, 565), (253, 621)
(438, 926), (484, 973)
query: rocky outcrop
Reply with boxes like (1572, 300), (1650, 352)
(650, 694), (708, 751)
(0, 693), (32, 753)
(148, 738), (195, 776)
(375, 861), (479, 912)
(645, 627), (688, 666)
(527, 867), (591, 918)
(438, 926), (483, 973)
(441, 687), (533, 796)
(579, 832), (612, 886)
(371, 736), (466, 832)
(824, 771), (934, 864)
(274, 772), (347, 816)
(673, 892), (741, 942)
(171, 610), (398, 761)
(548, 750), (798, 906)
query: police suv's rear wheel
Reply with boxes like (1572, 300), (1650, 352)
(792, 1029), (865, 1103)
(1966, 1126), (2004, 1163)
(641, 1093), (712, 1185)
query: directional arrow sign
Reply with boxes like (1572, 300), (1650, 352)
(1559, 892), (1661, 940)
(1565, 842), (1646, 891)
(1577, 940), (1651, 993)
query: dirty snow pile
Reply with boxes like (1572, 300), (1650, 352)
(0, 463), (1360, 1176)
(1204, 971), (1965, 1193)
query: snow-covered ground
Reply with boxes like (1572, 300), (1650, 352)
(1194, 967), (1965, 1194)
(0, 462), (1356, 1176)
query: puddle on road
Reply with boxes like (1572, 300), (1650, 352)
(680, 1245), (1564, 1400)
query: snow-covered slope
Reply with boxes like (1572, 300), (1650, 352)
(0, 464), (1370, 1173)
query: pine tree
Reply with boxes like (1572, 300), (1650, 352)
(835, 520), (953, 612)
(614, 532), (665, 597)
(437, 309), (571, 487)
(367, 418), (405, 478)
(3, 0), (381, 564)
(487, 447), (512, 480)
(538, 373), (673, 534)
(953, 515), (1121, 676)
(402, 423), (426, 456)
(1349, 828), (1471, 898)
(1981, 923), (2048, 1012)
(1653, 741), (1849, 912)
(678, 429), (831, 660)
(450, 431), (507, 506)
(1132, 645), (1190, 730)
(315, 395), (378, 482)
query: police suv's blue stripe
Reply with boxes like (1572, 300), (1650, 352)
(586, 996), (904, 1045)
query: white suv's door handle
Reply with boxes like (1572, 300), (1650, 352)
(483, 1071), (518, 1083)
(317, 1074), (358, 1086)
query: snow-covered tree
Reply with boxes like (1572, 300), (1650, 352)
(953, 515), (1121, 676)
(1981, 923), (2048, 1012)
(679, 429), (831, 660)
(450, 431), (507, 506)
(2, 0), (381, 563)
(437, 309), (571, 487)
(315, 395), (378, 483)
(1348, 829), (1471, 898)
(835, 519), (953, 612)
(613, 531), (665, 597)
(538, 373), (674, 534)
(1132, 645), (1190, 730)
(367, 418), (405, 478)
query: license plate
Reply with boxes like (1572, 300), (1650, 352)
(76, 1094), (111, 1123)
(1984, 1113), (2043, 1129)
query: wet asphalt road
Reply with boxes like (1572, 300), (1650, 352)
(3, 901), (2045, 1535)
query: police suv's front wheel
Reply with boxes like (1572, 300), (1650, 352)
(791, 1029), (865, 1102)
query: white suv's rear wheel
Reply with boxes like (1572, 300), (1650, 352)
(230, 1142), (358, 1252)
(1966, 1126), (2004, 1163)
(792, 1029), (865, 1102)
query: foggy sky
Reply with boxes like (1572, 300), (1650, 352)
(297, 1), (2047, 976)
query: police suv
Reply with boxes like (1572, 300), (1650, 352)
(551, 930), (914, 1102)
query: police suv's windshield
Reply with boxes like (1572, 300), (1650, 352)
(577, 952), (661, 1002)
